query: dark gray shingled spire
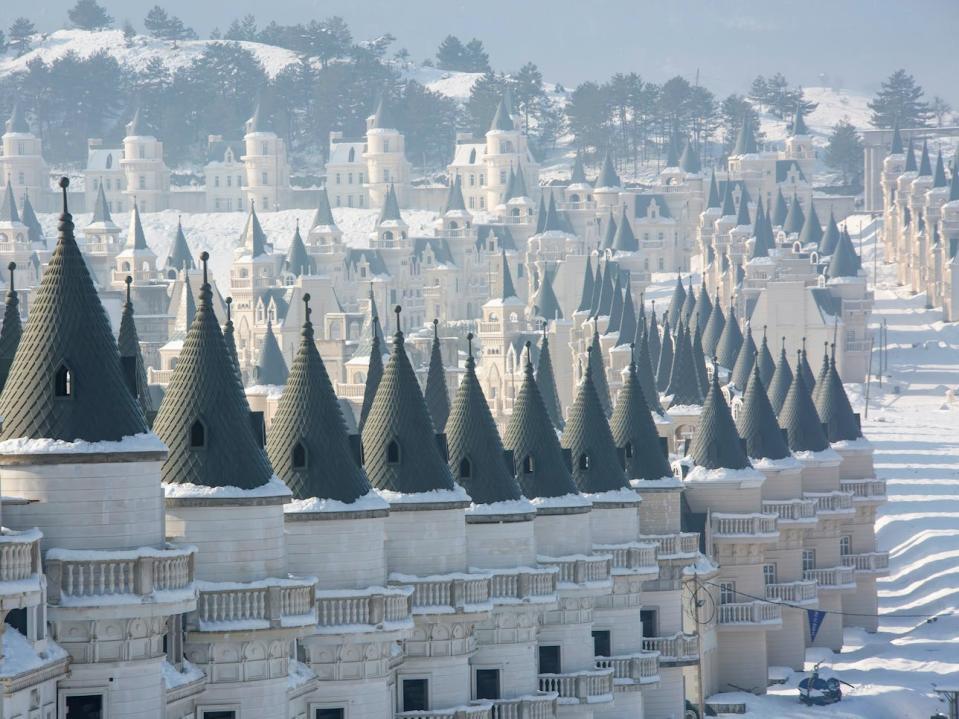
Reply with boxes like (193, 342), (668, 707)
(362, 306), (456, 494)
(690, 359), (750, 470)
(735, 191), (751, 227)
(531, 268), (563, 321)
(679, 139), (702, 174)
(571, 152), (587, 184)
(819, 209), (841, 256)
(90, 183), (112, 225)
(443, 174), (467, 213)
(245, 101), (272, 134)
(636, 324), (664, 415)
(815, 345), (862, 442)
(790, 104), (810, 136)
(311, 185), (338, 229)
(0, 179), (148, 442)
(798, 201), (823, 248)
(605, 271), (624, 333)
(782, 193), (805, 235)
(126, 106), (145, 136)
(597, 261), (615, 317)
(425, 319), (450, 432)
(562, 347), (630, 493)
(772, 187), (788, 227)
(768, 340), (793, 415)
(589, 260), (604, 315)
(827, 227), (860, 279)
(917, 140), (932, 177)
(267, 294), (372, 502)
(167, 218), (196, 272)
(0, 262), (22, 394)
(950, 156), (959, 202)
(932, 150), (947, 189)
(596, 151), (621, 188)
(541, 192), (566, 233)
(127, 201), (149, 250)
(665, 130), (681, 168)
(611, 347), (671, 480)
(155, 252), (273, 489)
(285, 221), (315, 277)
(368, 94), (395, 130)
(5, 103), (29, 134)
(720, 180), (737, 217)
(889, 125), (903, 155)
(666, 273), (686, 329)
(706, 170), (721, 209)
(223, 297), (240, 378)
(691, 322), (710, 399)
(377, 183), (403, 224)
(612, 207), (638, 252)
(732, 113), (758, 155)
(253, 321), (289, 386)
(751, 198), (773, 259)
(903, 138), (917, 173)
(239, 203), (270, 257)
(779, 351), (829, 452)
(730, 323), (757, 391)
(537, 324), (565, 431)
(534, 194), (547, 234)
(701, 293), (725, 359)
(666, 322), (704, 406)
(447, 333), (524, 505)
(577, 256), (594, 313)
(648, 301), (661, 370)
(503, 344), (580, 499)
(588, 326), (613, 417)
(680, 276), (696, 326)
(512, 165), (529, 199)
(489, 96), (513, 132)
(0, 185), (19, 225)
(813, 341), (831, 405)
(118, 276), (154, 419)
(358, 316), (385, 432)
(736, 359), (790, 461)
(757, 327), (775, 388)
(499, 250), (518, 301)
(799, 339), (817, 394)
(656, 316), (673, 393)
(690, 284), (712, 339)
(615, 283), (637, 347)
(715, 304), (743, 370)
(601, 211), (618, 251)
(20, 193), (44, 247)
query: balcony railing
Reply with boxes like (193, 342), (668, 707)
(336, 383), (366, 401)
(641, 632), (699, 665)
(718, 601), (782, 626)
(315, 586), (413, 631)
(0, 528), (42, 583)
(486, 567), (558, 604)
(147, 368), (175, 385)
(536, 555), (611, 588)
(637, 533), (699, 559)
(595, 651), (660, 685)
(389, 572), (492, 614)
(841, 552), (890, 574)
(396, 705), (492, 719)
(765, 580), (818, 604)
(481, 693), (558, 719)
(805, 492), (855, 514)
(803, 566), (856, 590)
(46, 544), (196, 607)
(538, 669), (614, 703)
(840, 479), (887, 502)
(710, 513), (778, 539)
(193, 577), (316, 631)
(593, 542), (659, 575)
(762, 499), (818, 523)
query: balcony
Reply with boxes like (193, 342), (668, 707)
(45, 544), (196, 614)
(389, 572), (492, 616)
(0, 528), (43, 610)
(314, 586), (413, 633)
(481, 693), (558, 719)
(710, 513), (779, 542)
(805, 491), (856, 515)
(147, 368), (175, 386)
(192, 577), (316, 631)
(840, 479), (887, 504)
(762, 499), (818, 525)
(594, 542), (659, 577)
(536, 555), (612, 592)
(595, 651), (660, 687)
(558, 201), (596, 211)
(538, 669), (614, 704)
(803, 566), (857, 591)
(642, 632), (699, 667)
(765, 579), (818, 604)
(841, 552), (890, 575)
(336, 383), (366, 401)
(396, 705), (492, 719)
(717, 601), (782, 628)
(638, 533), (699, 560)
(486, 567), (558, 605)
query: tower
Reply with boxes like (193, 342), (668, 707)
(363, 96), (411, 208)
(120, 109), (170, 212)
(0, 103), (49, 209)
(242, 102), (291, 210)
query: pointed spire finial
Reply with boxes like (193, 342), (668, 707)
(525, 340), (533, 368)
(58, 176), (69, 213)
(394, 304), (402, 334)
(467, 332), (474, 359)
(433, 317), (439, 339)
(225, 296), (232, 322)
(200, 250), (209, 286)
(125, 274), (132, 303)
(303, 291), (312, 321)
(7, 262), (14, 291)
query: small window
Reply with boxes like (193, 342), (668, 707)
(475, 668), (501, 700)
(538, 645), (561, 674)
(315, 710), (344, 719)
(348, 147), (355, 162)
(763, 563), (778, 585)
(624, 442), (634, 458)
(387, 440), (400, 464)
(840, 535), (852, 556)
(802, 549), (816, 572)
(202, 712), (236, 719)
(578, 453), (590, 470)
(54, 365), (73, 398)
(292, 442), (308, 470)
(522, 455), (534, 474)
(719, 581), (737, 605)
(190, 420), (206, 449)
(458, 457), (471, 479)
(640, 609), (657, 637)
(66, 695), (105, 719)
(592, 630), (611, 657)
(402, 678), (428, 712)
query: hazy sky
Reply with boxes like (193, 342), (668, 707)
(18, 0), (959, 104)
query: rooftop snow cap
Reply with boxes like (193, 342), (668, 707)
(562, 346), (630, 493)
(596, 151), (621, 189)
(815, 344), (862, 442)
(424, 319), (450, 432)
(167, 218), (196, 272)
(611, 346), (672, 480)
(253, 321), (289, 386)
(0, 262), (22, 394)
(768, 339), (794, 415)
(779, 351), (829, 452)
(154, 252), (274, 489)
(447, 333), (524, 506)
(690, 359), (750, 470)
(537, 324), (565, 431)
(503, 344), (580, 500)
(737, 358), (790, 461)
(118, 276), (154, 419)
(266, 293), (372, 503)
(0, 179), (148, 443)
(361, 306), (458, 495)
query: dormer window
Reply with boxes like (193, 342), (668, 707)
(522, 455), (534, 474)
(578, 453), (590, 471)
(624, 442), (634, 459)
(292, 442), (308, 470)
(458, 457), (472, 479)
(387, 440), (400, 465)
(348, 147), (355, 162)
(54, 365), (73, 398)
(190, 419), (206, 449)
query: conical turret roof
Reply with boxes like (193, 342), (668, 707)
(605, 271), (624, 333)
(813, 342), (831, 405)
(5, 103), (29, 134)
(589, 260), (604, 316)
(779, 352), (829, 452)
(253, 321), (288, 386)
(933, 151), (948, 188)
(691, 322), (710, 399)
(588, 326), (612, 417)
(503, 345), (579, 499)
(117, 276), (154, 419)
(20, 193), (43, 246)
(244, 101), (273, 134)
(563, 347), (629, 493)
(819, 210), (841, 255)
(756, 327), (775, 388)
(267, 294), (372, 503)
(737, 360), (790, 461)
(690, 360), (750, 470)
(751, 198), (774, 259)
(612, 208), (638, 252)
(311, 185), (338, 229)
(790, 105), (809, 136)
(0, 185), (18, 225)
(0, 262), (22, 394)
(615, 283), (637, 348)
(782, 193), (805, 235)
(701, 294), (725, 358)
(903, 138), (917, 172)
(798, 201), (823, 248)
(627, 324), (660, 416)
(0, 180), (148, 443)
(890, 126), (903, 155)
(690, 285), (712, 339)
(611, 349), (671, 480)
(89, 183), (112, 225)
(679, 139), (702, 174)
(369, 94), (396, 130)
(443, 175), (467, 213)
(730, 323), (757, 390)
(531, 268), (563, 320)
(541, 192), (567, 233)
(735, 192), (751, 226)
(497, 250), (519, 302)
(537, 326), (565, 431)
(534, 194), (547, 234)
(362, 308), (457, 495)
(596, 151), (621, 189)
(489, 97), (513, 132)
(706, 170), (721, 209)
(656, 317), (674, 393)
(665, 131), (681, 168)
(827, 227), (860, 279)
(720, 180), (737, 217)
(447, 334), (524, 505)
(815, 347), (861, 442)
(511, 166), (529, 199)
(570, 152), (587, 184)
(772, 187), (788, 227)
(917, 140), (932, 177)
(167, 218), (195, 271)
(732, 113), (758, 155)
(154, 253), (273, 489)
(125, 201), (150, 251)
(377, 183), (403, 224)
(768, 341), (793, 415)
(284, 222), (314, 277)
(799, 341), (817, 394)
(648, 302), (661, 371)
(597, 261), (615, 316)
(223, 297), (240, 378)
(667, 274), (686, 329)
(424, 320), (450, 432)
(239, 203), (270, 257)
(577, 256), (595, 313)
(601, 211), (618, 250)
(666, 322), (703, 406)
(715, 304), (743, 370)
(358, 316), (385, 432)
(950, 158), (959, 202)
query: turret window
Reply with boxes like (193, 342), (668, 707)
(348, 147), (355, 162)
(190, 420), (206, 449)
(54, 365), (73, 398)
(624, 442), (634, 458)
(292, 442), (308, 470)
(522, 455), (534, 474)
(387, 440), (400, 465)
(458, 458), (471, 479)
(578, 453), (590, 471)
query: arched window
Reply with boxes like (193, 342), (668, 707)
(624, 442), (633, 458)
(54, 365), (73, 398)
(292, 442), (307, 470)
(458, 457), (471, 479)
(348, 147), (355, 162)
(469, 148), (477, 164)
(578, 453), (590, 470)
(387, 440), (400, 464)
(190, 420), (206, 448)
(522, 455), (534, 474)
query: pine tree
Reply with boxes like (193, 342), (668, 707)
(8, 18), (35, 57)
(512, 62), (545, 133)
(464, 71), (508, 136)
(566, 81), (612, 156)
(396, 80), (458, 169)
(225, 14), (258, 41)
(824, 119), (864, 187)
(462, 38), (491, 72)
(303, 17), (351, 68)
(720, 94), (763, 154)
(144, 6), (197, 41)
(122, 20), (136, 45)
(68, 0), (113, 30)
(868, 69), (931, 128)
(0, 29), (7, 54)
(435, 35), (466, 71)
(930, 96), (952, 128)
(748, 75), (769, 111)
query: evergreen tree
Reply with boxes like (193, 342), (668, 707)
(930, 96), (952, 128)
(464, 71), (508, 136)
(435, 35), (466, 70)
(144, 6), (197, 41)
(396, 80), (458, 168)
(720, 94), (763, 154)
(748, 75), (769, 112)
(68, 0), (113, 30)
(868, 69), (931, 128)
(687, 84), (719, 150)
(462, 38), (491, 72)
(534, 95), (566, 155)
(304, 17), (352, 68)
(225, 14), (258, 41)
(824, 119), (864, 187)
(122, 20), (136, 45)
(0, 30), (7, 55)
(8, 18), (36, 57)
(566, 81), (612, 156)
(512, 62), (545, 133)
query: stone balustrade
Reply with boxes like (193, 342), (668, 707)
(389, 572), (492, 615)
(841, 551), (890, 574)
(538, 669), (614, 703)
(336, 384), (366, 401)
(710, 513), (778, 540)
(805, 491), (855, 514)
(396, 704), (492, 719)
(485, 567), (558, 604)
(314, 586), (413, 631)
(762, 498), (818, 523)
(193, 577), (316, 631)
(717, 600), (782, 626)
(765, 579), (818, 604)
(593, 542), (659, 575)
(840, 479), (887, 503)
(637, 533), (699, 559)
(536, 555), (611, 588)
(641, 632), (699, 665)
(147, 368), (175, 385)
(803, 566), (857, 589)
(482, 693), (558, 719)
(595, 651), (660, 685)
(0, 528), (42, 583)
